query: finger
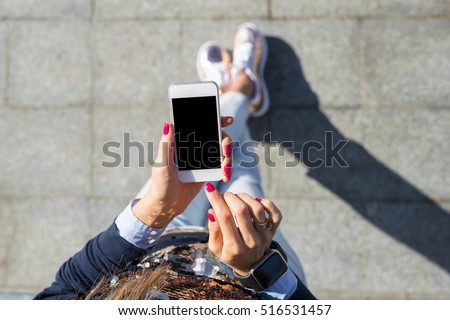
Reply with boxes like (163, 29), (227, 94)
(204, 183), (242, 245)
(223, 192), (259, 248)
(222, 131), (232, 158)
(221, 132), (233, 182)
(207, 208), (223, 257)
(235, 193), (267, 225)
(154, 122), (175, 169)
(235, 194), (273, 250)
(221, 116), (234, 128)
(256, 198), (283, 235)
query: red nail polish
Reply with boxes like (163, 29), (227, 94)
(163, 122), (169, 135)
(225, 143), (232, 157)
(208, 211), (216, 222)
(255, 197), (263, 202)
(224, 164), (231, 176)
(205, 182), (215, 193)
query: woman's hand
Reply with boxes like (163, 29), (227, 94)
(204, 184), (283, 276)
(132, 118), (233, 228)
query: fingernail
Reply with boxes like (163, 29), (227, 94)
(224, 164), (231, 177)
(205, 182), (215, 193)
(255, 197), (263, 202)
(207, 210), (216, 222)
(163, 122), (169, 135)
(225, 143), (232, 157)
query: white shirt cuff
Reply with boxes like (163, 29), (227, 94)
(115, 199), (166, 250)
(260, 268), (298, 300)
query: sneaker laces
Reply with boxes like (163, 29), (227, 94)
(231, 42), (259, 103)
(232, 42), (255, 71)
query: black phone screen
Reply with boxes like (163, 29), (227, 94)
(172, 96), (221, 171)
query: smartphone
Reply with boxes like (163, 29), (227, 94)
(168, 81), (222, 182)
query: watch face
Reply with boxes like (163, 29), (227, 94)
(253, 252), (288, 288)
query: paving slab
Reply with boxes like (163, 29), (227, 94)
(358, 109), (450, 200)
(8, 21), (91, 107)
(267, 109), (365, 199)
(94, 21), (180, 108)
(87, 198), (130, 238)
(275, 198), (370, 296)
(272, 0), (371, 17)
(0, 22), (5, 106)
(365, 201), (450, 294)
(0, 291), (36, 300)
(272, 0), (450, 18)
(267, 108), (450, 202)
(3, 198), (89, 291)
(0, 199), (13, 287)
(95, 0), (268, 19)
(92, 107), (165, 197)
(0, 0), (91, 18)
(364, 19), (450, 108)
(0, 108), (90, 196)
(259, 20), (360, 108)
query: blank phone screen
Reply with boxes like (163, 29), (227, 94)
(172, 96), (221, 171)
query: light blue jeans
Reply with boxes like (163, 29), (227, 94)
(136, 92), (306, 284)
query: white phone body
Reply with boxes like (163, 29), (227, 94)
(168, 81), (222, 183)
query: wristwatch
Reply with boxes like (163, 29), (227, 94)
(234, 241), (288, 291)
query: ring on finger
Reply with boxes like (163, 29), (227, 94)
(255, 219), (270, 230)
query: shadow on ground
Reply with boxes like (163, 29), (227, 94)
(249, 36), (450, 274)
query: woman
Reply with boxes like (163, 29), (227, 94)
(35, 22), (315, 300)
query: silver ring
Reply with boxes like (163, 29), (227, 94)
(255, 219), (269, 230)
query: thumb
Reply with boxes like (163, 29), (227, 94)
(207, 208), (223, 255)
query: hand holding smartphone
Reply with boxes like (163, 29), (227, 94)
(168, 81), (223, 182)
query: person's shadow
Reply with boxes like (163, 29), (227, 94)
(249, 37), (450, 274)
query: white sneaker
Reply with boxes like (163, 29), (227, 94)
(232, 22), (270, 117)
(196, 41), (232, 91)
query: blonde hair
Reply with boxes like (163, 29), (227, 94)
(86, 265), (169, 300)
(86, 264), (258, 300)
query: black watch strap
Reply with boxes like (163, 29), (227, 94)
(234, 268), (264, 291)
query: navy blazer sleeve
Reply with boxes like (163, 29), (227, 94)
(290, 276), (316, 300)
(34, 223), (145, 300)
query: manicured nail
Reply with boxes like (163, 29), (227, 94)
(207, 209), (216, 222)
(225, 116), (233, 123)
(255, 197), (263, 202)
(225, 143), (232, 157)
(224, 164), (231, 177)
(163, 122), (169, 135)
(205, 182), (215, 193)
